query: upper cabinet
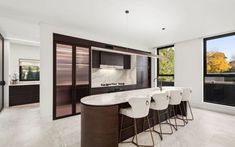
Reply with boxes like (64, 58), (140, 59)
(92, 50), (100, 68)
(92, 50), (131, 69)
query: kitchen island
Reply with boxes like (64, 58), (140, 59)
(81, 87), (187, 147)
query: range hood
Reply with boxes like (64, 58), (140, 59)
(91, 46), (165, 59)
(92, 46), (131, 69)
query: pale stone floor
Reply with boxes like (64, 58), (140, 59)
(0, 104), (235, 147)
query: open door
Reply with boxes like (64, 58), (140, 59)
(0, 34), (5, 112)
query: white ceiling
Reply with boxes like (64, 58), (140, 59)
(1, 0), (235, 48)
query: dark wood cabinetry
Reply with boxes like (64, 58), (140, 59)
(53, 34), (91, 120)
(92, 50), (100, 68)
(100, 52), (124, 66)
(9, 85), (40, 106)
(53, 33), (152, 119)
(91, 85), (137, 95)
(92, 50), (131, 69)
(124, 55), (131, 69)
(136, 56), (151, 89)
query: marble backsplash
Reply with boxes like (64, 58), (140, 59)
(91, 55), (137, 87)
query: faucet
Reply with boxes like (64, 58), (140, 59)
(153, 77), (163, 91)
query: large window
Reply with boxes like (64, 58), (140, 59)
(157, 45), (174, 86)
(204, 33), (235, 107)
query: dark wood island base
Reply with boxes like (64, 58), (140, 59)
(81, 102), (187, 147)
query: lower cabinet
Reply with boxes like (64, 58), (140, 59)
(9, 85), (40, 106)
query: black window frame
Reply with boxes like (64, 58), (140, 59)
(204, 32), (235, 78)
(203, 32), (235, 106)
(157, 45), (175, 82)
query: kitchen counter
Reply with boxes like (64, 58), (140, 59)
(10, 82), (40, 86)
(81, 86), (187, 147)
(205, 81), (235, 85)
(81, 87), (176, 106)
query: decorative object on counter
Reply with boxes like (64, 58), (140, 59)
(100, 82), (125, 87)
(153, 77), (163, 91)
(11, 73), (19, 84)
(158, 77), (163, 91)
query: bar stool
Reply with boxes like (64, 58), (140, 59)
(150, 92), (173, 141)
(119, 96), (154, 147)
(168, 89), (185, 130)
(181, 87), (194, 123)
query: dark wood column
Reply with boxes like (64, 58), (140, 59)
(81, 104), (119, 147)
(81, 102), (187, 147)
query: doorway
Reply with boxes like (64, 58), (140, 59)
(0, 33), (5, 112)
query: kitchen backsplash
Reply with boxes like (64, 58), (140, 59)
(91, 55), (137, 87)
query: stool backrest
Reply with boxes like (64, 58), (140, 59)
(151, 92), (169, 110)
(181, 87), (192, 101)
(169, 90), (183, 105)
(128, 96), (151, 118)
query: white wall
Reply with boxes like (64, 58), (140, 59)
(40, 23), (150, 120)
(9, 43), (40, 77)
(174, 39), (235, 115)
(3, 42), (40, 107)
(4, 40), (10, 107)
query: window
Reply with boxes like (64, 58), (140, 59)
(19, 59), (40, 81)
(204, 33), (235, 107)
(157, 45), (174, 86)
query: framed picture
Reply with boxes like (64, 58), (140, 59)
(19, 59), (40, 81)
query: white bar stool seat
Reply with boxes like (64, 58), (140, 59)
(119, 96), (154, 147)
(181, 87), (194, 121)
(168, 89), (186, 130)
(149, 91), (173, 140)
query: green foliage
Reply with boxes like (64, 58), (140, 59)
(159, 47), (174, 81)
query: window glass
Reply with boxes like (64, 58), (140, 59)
(206, 35), (235, 75)
(159, 47), (174, 75)
(157, 46), (174, 86)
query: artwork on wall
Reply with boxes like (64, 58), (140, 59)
(19, 59), (40, 81)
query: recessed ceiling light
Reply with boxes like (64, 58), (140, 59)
(162, 28), (166, 30)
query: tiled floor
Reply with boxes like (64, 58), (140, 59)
(0, 104), (235, 147)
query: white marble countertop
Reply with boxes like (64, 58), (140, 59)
(9, 82), (40, 86)
(81, 86), (180, 106)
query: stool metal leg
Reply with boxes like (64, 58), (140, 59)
(119, 115), (124, 142)
(181, 101), (194, 122)
(166, 109), (174, 134)
(146, 116), (155, 147)
(157, 111), (163, 140)
(132, 118), (154, 147)
(172, 106), (178, 131)
(187, 101), (194, 121)
(152, 109), (174, 140)
(165, 106), (177, 131)
(176, 105), (187, 127)
(133, 118), (139, 146)
(182, 102), (189, 124)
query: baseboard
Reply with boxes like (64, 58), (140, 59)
(190, 101), (235, 116)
